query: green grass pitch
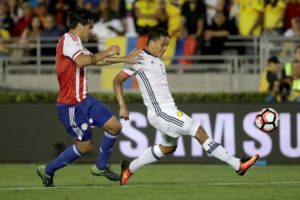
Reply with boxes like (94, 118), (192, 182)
(0, 164), (299, 200)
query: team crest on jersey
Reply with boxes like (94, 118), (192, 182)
(81, 123), (88, 131)
(177, 111), (183, 117)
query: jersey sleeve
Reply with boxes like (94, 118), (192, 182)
(122, 56), (142, 76)
(63, 34), (84, 60)
(122, 63), (142, 76)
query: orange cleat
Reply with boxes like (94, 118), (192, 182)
(236, 154), (260, 176)
(120, 160), (133, 186)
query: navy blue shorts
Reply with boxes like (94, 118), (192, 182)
(56, 95), (114, 141)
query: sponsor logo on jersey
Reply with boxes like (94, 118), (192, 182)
(81, 123), (88, 131)
(177, 111), (183, 117)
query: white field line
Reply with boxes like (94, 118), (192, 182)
(0, 181), (300, 190)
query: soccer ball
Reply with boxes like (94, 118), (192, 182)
(255, 108), (279, 132)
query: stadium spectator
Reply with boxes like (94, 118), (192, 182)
(35, 2), (49, 28)
(157, 0), (168, 31)
(98, 0), (126, 35)
(203, 11), (229, 55)
(235, 0), (264, 36)
(226, 0), (239, 35)
(259, 56), (282, 102)
(11, 2), (34, 37)
(134, 0), (160, 35)
(284, 0), (300, 30)
(36, 8), (141, 187)
(0, 2), (14, 33)
(282, 45), (300, 101)
(0, 22), (10, 57)
(48, 0), (74, 27)
(284, 17), (300, 37)
(205, 0), (225, 26)
(93, 3), (124, 51)
(282, 45), (300, 79)
(165, 0), (184, 38)
(40, 14), (64, 62)
(263, 0), (286, 36)
(113, 27), (259, 186)
(7, 0), (22, 23)
(180, 0), (206, 39)
(109, 0), (127, 34)
(180, 0), (206, 58)
(40, 14), (63, 37)
(288, 59), (300, 102)
(19, 16), (42, 58)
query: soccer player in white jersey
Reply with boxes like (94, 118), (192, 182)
(37, 8), (141, 187)
(113, 27), (260, 186)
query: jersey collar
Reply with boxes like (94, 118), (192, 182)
(143, 48), (156, 57)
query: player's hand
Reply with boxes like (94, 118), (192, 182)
(124, 48), (143, 64)
(119, 107), (129, 120)
(106, 45), (121, 56)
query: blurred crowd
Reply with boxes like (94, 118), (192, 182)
(259, 45), (300, 103)
(0, 0), (300, 53)
(1, 0), (300, 102)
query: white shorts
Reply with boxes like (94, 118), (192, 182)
(147, 106), (200, 146)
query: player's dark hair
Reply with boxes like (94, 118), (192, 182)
(147, 27), (169, 45)
(68, 8), (93, 29)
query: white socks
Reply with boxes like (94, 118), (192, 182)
(128, 138), (240, 173)
(129, 145), (164, 173)
(202, 138), (240, 171)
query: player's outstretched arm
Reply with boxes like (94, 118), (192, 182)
(95, 48), (142, 66)
(74, 45), (121, 68)
(113, 71), (131, 120)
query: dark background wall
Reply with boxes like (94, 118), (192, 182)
(0, 103), (299, 164)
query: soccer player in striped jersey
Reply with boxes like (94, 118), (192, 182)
(37, 8), (141, 187)
(113, 27), (260, 186)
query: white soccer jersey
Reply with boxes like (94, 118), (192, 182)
(122, 50), (176, 110)
(122, 50), (200, 139)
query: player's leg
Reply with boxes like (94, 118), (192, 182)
(95, 116), (121, 170)
(120, 134), (178, 185)
(129, 144), (176, 173)
(195, 126), (240, 170)
(166, 108), (259, 175)
(91, 116), (121, 181)
(38, 105), (92, 187)
(88, 97), (121, 181)
(194, 126), (259, 175)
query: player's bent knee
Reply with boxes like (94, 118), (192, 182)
(104, 117), (122, 135)
(79, 144), (93, 154)
(160, 145), (177, 155)
(112, 122), (122, 134)
(195, 126), (209, 144)
(76, 141), (93, 154)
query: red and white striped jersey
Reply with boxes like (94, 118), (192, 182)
(56, 32), (91, 105)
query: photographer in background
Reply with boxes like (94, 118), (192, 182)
(288, 59), (300, 102)
(259, 56), (283, 102)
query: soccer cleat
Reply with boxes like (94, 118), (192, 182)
(37, 165), (54, 187)
(120, 160), (133, 186)
(236, 154), (260, 176)
(91, 164), (120, 181)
